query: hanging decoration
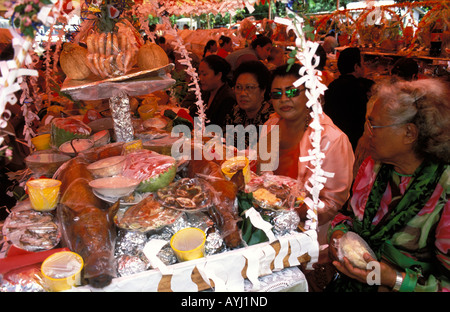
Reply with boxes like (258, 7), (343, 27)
(1, 0), (72, 147)
(313, 0), (449, 55)
(157, 15), (207, 135)
(274, 14), (331, 230)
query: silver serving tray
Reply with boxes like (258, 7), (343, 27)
(60, 64), (175, 101)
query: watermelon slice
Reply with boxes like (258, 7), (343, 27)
(51, 117), (92, 148)
(122, 150), (177, 193)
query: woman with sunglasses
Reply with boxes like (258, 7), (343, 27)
(327, 78), (450, 292)
(258, 63), (355, 291)
(224, 61), (274, 150)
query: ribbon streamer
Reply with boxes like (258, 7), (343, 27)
(244, 207), (276, 243)
(143, 239), (173, 275)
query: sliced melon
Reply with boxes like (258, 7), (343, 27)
(122, 150), (177, 192)
(51, 117), (91, 148)
(91, 129), (111, 147)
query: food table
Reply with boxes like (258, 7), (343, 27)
(0, 0), (325, 294)
(70, 231), (315, 292)
(1, 142), (318, 292)
(0, 64), (319, 291)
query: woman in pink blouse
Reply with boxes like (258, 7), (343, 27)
(257, 63), (355, 291)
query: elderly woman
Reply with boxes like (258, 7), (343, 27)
(258, 63), (355, 291)
(327, 78), (450, 292)
(224, 60), (274, 150)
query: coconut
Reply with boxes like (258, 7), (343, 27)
(59, 43), (92, 80)
(137, 42), (169, 71)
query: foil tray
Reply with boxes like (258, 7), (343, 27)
(60, 64), (175, 101)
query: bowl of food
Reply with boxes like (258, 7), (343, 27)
(86, 155), (126, 178)
(90, 129), (110, 147)
(89, 176), (140, 198)
(87, 118), (113, 133)
(58, 138), (94, 157)
(25, 152), (71, 177)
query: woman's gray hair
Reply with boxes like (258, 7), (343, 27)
(373, 78), (450, 163)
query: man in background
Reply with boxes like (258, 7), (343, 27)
(323, 47), (374, 151)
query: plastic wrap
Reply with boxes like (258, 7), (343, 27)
(2, 209), (60, 252)
(155, 178), (214, 211)
(56, 157), (119, 288)
(187, 159), (242, 249)
(337, 231), (377, 269)
(115, 195), (183, 232)
(0, 264), (47, 292)
(41, 252), (83, 280)
(246, 173), (303, 211)
(60, 65), (175, 101)
(85, 23), (142, 79)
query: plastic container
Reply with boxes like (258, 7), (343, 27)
(31, 134), (51, 151)
(170, 227), (206, 262)
(221, 156), (251, 184)
(138, 104), (157, 120)
(41, 251), (84, 292)
(26, 178), (62, 211)
(122, 139), (143, 155)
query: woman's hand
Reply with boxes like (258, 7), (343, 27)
(328, 229), (345, 262)
(332, 253), (399, 288)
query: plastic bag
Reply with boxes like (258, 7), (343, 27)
(2, 209), (60, 252)
(246, 173), (303, 211)
(187, 159), (242, 249)
(56, 157), (119, 288)
(85, 21), (143, 78)
(337, 231), (377, 269)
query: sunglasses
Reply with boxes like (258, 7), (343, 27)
(270, 87), (305, 99)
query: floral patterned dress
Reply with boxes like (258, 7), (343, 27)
(224, 100), (274, 150)
(328, 156), (450, 292)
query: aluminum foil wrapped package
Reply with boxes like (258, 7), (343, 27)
(109, 91), (134, 142)
(147, 232), (177, 266)
(205, 230), (225, 255)
(115, 230), (148, 257)
(271, 210), (300, 236)
(156, 245), (177, 266)
(169, 211), (215, 234)
(116, 254), (150, 277)
(0, 266), (47, 292)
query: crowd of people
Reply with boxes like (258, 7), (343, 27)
(179, 33), (449, 293)
(1, 24), (449, 293)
